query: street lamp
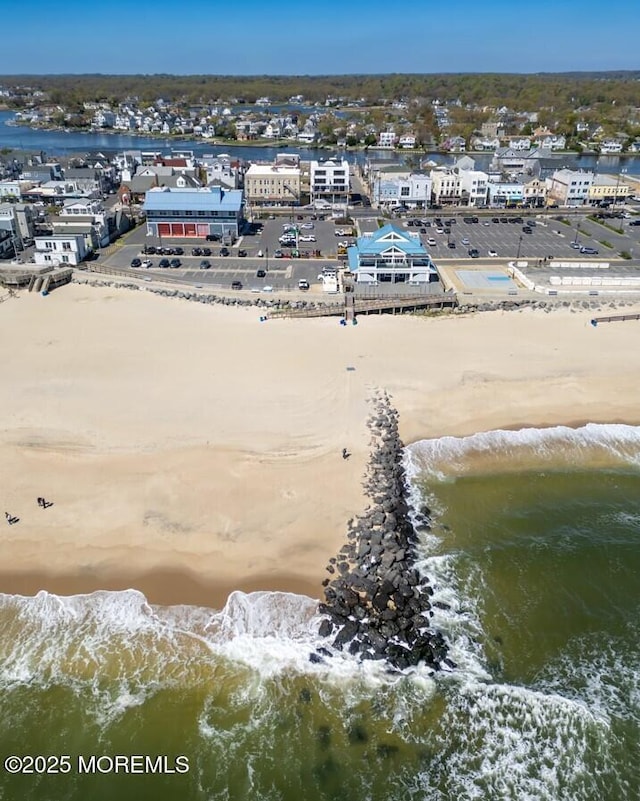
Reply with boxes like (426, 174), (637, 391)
(266, 247), (269, 273)
(516, 235), (523, 260)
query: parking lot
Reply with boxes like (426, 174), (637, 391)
(91, 206), (640, 297)
(400, 213), (638, 261)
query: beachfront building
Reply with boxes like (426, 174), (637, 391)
(143, 185), (244, 240)
(244, 163), (301, 208)
(546, 169), (595, 207)
(310, 159), (350, 207)
(346, 223), (437, 285)
(33, 234), (88, 266)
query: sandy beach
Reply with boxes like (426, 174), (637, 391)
(2, 284), (640, 608)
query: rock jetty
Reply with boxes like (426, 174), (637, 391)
(316, 391), (448, 672)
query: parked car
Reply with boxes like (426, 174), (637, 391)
(436, 227), (445, 234)
(522, 226), (533, 234)
(461, 237), (470, 245)
(580, 246), (599, 255)
(159, 258), (170, 268)
(262, 285), (274, 293)
(448, 242), (456, 249)
(238, 249), (247, 257)
(141, 259), (153, 268)
(300, 223), (314, 229)
(130, 258), (141, 268)
(174, 247), (184, 255)
(145, 246), (157, 255)
(191, 247), (202, 256)
(202, 247), (212, 256)
(206, 234), (220, 241)
(170, 258), (181, 268)
(492, 218), (500, 223)
(220, 247), (230, 257)
(299, 235), (316, 242)
(468, 249), (480, 258)
(426, 237), (437, 246)
(488, 249), (498, 257)
(298, 279), (310, 290)
(570, 242), (581, 249)
(200, 260), (211, 269)
(273, 249), (284, 258)
(256, 269), (267, 278)
(231, 280), (243, 290)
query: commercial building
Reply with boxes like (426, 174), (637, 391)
(346, 224), (437, 285)
(310, 159), (350, 207)
(546, 169), (595, 207)
(143, 185), (243, 240)
(588, 174), (632, 205)
(244, 163), (301, 207)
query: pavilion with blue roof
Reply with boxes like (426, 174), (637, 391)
(346, 224), (438, 285)
(143, 185), (244, 240)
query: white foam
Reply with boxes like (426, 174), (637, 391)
(407, 423), (640, 481)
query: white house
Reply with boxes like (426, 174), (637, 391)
(398, 134), (417, 149)
(34, 234), (88, 266)
(378, 130), (397, 148)
(508, 137), (531, 151)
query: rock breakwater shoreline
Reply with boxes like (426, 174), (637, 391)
(313, 391), (450, 673)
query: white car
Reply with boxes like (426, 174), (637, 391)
(461, 237), (470, 245)
(426, 237), (437, 246)
(488, 249), (498, 257)
(262, 285), (274, 293)
(141, 259), (153, 268)
(299, 235), (316, 242)
(436, 227), (445, 234)
(300, 222), (314, 229)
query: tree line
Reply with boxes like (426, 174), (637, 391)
(2, 72), (640, 114)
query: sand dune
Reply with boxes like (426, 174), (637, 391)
(1, 285), (640, 607)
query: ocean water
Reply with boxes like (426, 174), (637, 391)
(1, 424), (640, 800)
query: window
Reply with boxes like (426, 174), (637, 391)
(62, 242), (71, 251)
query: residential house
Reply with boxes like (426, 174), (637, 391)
(378, 130), (397, 148)
(346, 224), (437, 285)
(442, 136), (466, 153)
(33, 233), (88, 266)
(507, 138), (531, 151)
(143, 185), (244, 241)
(532, 128), (566, 150)
(398, 134), (417, 149)
(599, 139), (623, 154)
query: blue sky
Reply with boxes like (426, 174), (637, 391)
(0, 0), (637, 75)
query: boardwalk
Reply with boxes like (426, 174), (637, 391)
(272, 292), (458, 319)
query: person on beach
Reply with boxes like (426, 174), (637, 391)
(37, 497), (44, 507)
(342, 448), (350, 460)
